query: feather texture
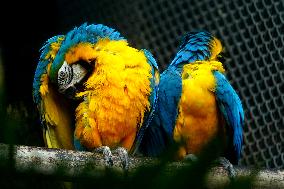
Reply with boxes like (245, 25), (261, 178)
(214, 71), (244, 164)
(141, 31), (244, 164)
(73, 39), (158, 152)
(49, 23), (125, 83)
(33, 35), (74, 149)
(139, 66), (182, 156)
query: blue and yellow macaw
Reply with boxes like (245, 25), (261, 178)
(140, 31), (244, 174)
(33, 23), (159, 168)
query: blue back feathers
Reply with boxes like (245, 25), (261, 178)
(33, 35), (65, 105)
(49, 23), (125, 83)
(170, 31), (213, 67)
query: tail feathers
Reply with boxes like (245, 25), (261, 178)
(43, 126), (61, 149)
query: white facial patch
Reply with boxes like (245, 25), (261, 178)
(57, 61), (88, 97)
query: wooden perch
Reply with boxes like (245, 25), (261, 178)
(0, 143), (283, 189)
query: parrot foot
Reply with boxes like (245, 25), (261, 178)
(113, 147), (129, 170)
(217, 157), (236, 179)
(95, 146), (113, 167)
(184, 153), (198, 162)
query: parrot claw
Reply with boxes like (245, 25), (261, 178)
(217, 157), (236, 179)
(95, 146), (113, 167)
(184, 153), (198, 162)
(113, 147), (129, 170)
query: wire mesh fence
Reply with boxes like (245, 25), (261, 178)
(56, 0), (284, 169)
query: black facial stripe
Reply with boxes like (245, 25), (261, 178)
(68, 65), (73, 83)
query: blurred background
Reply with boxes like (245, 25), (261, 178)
(0, 0), (283, 169)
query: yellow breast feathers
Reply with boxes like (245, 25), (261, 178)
(174, 61), (225, 158)
(75, 39), (152, 150)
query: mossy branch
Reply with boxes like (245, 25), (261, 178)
(0, 143), (283, 189)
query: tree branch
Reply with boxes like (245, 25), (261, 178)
(0, 143), (283, 188)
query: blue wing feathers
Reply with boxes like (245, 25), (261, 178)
(33, 35), (65, 105)
(159, 67), (183, 137)
(142, 49), (158, 70)
(214, 71), (244, 163)
(139, 66), (182, 156)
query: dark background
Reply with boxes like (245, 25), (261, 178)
(0, 0), (283, 169)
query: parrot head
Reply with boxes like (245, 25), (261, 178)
(56, 60), (92, 99)
(46, 23), (124, 99)
(170, 30), (226, 66)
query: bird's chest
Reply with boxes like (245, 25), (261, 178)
(180, 66), (217, 115)
(174, 65), (221, 156)
(84, 63), (151, 144)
